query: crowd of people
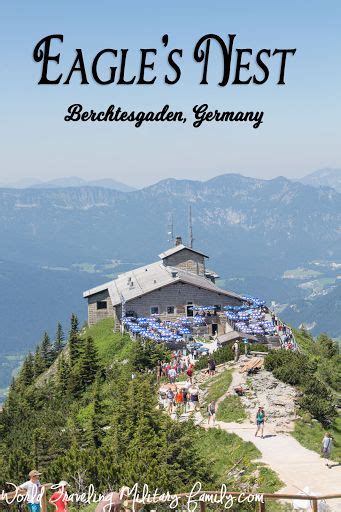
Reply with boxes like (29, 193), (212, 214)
(157, 349), (197, 382)
(160, 382), (200, 414)
(271, 314), (298, 350)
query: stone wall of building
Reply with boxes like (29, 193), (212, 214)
(115, 281), (241, 320)
(163, 249), (206, 275)
(87, 289), (114, 326)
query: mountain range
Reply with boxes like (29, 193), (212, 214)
(0, 176), (136, 192)
(298, 168), (341, 192)
(0, 171), (341, 391)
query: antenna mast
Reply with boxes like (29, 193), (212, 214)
(167, 213), (174, 246)
(188, 205), (194, 248)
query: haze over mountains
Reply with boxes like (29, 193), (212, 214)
(298, 168), (341, 192)
(0, 176), (136, 192)
(1, 169), (341, 393)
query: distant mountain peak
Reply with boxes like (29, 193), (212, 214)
(299, 168), (341, 193)
(0, 176), (136, 192)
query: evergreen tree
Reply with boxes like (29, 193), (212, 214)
(56, 353), (70, 394)
(69, 314), (80, 364)
(132, 339), (170, 372)
(316, 333), (339, 359)
(33, 345), (45, 377)
(90, 377), (105, 448)
(68, 330), (80, 364)
(79, 337), (99, 389)
(19, 353), (34, 387)
(40, 332), (53, 367)
(53, 322), (65, 356)
(70, 313), (79, 335)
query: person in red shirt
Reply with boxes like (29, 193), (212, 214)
(175, 389), (183, 405)
(186, 364), (194, 384)
(49, 481), (69, 512)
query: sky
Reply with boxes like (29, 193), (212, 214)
(1, 1), (340, 187)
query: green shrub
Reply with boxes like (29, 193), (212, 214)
(264, 349), (314, 386)
(273, 364), (303, 386)
(195, 345), (233, 370)
(299, 394), (336, 426)
(248, 343), (269, 353)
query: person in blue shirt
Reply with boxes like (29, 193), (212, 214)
(255, 407), (265, 438)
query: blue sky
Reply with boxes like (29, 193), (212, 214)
(1, 1), (340, 186)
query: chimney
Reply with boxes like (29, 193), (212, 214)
(175, 236), (182, 246)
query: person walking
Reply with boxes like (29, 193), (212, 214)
(255, 407), (265, 438)
(168, 367), (176, 384)
(49, 481), (69, 512)
(166, 389), (175, 414)
(207, 400), (216, 426)
(189, 385), (199, 411)
(322, 432), (333, 468)
(232, 340), (240, 363)
(186, 364), (194, 384)
(208, 358), (216, 376)
(19, 470), (43, 512)
(183, 388), (188, 412)
(175, 388), (183, 408)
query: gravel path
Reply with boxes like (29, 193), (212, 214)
(212, 365), (341, 510)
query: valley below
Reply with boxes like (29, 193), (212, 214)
(0, 173), (340, 394)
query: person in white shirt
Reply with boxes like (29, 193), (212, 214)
(233, 340), (240, 362)
(19, 470), (43, 512)
(322, 432), (333, 468)
(168, 367), (177, 383)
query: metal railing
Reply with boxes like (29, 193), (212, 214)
(123, 490), (341, 512)
(2, 487), (340, 512)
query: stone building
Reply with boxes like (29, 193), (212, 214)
(83, 237), (243, 331)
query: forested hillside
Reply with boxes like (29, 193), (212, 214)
(0, 317), (281, 496)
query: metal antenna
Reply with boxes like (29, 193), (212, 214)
(188, 205), (194, 248)
(167, 213), (174, 245)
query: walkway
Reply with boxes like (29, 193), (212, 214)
(216, 420), (341, 506)
(209, 366), (341, 510)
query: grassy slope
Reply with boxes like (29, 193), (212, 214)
(201, 369), (247, 423)
(217, 395), (247, 423)
(202, 369), (233, 403)
(195, 427), (282, 492)
(84, 318), (134, 363)
(74, 319), (135, 427)
(293, 416), (341, 462)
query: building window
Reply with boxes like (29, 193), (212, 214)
(150, 306), (159, 315)
(97, 301), (107, 310)
(214, 304), (221, 312)
(167, 306), (175, 314)
(186, 302), (193, 317)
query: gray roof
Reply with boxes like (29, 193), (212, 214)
(158, 244), (209, 260)
(83, 260), (242, 305)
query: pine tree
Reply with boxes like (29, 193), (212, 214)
(70, 313), (79, 335)
(19, 353), (35, 387)
(69, 331), (80, 364)
(69, 314), (80, 364)
(316, 333), (338, 359)
(33, 345), (45, 377)
(79, 337), (99, 389)
(53, 322), (65, 356)
(56, 353), (70, 394)
(90, 377), (105, 448)
(40, 332), (53, 367)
